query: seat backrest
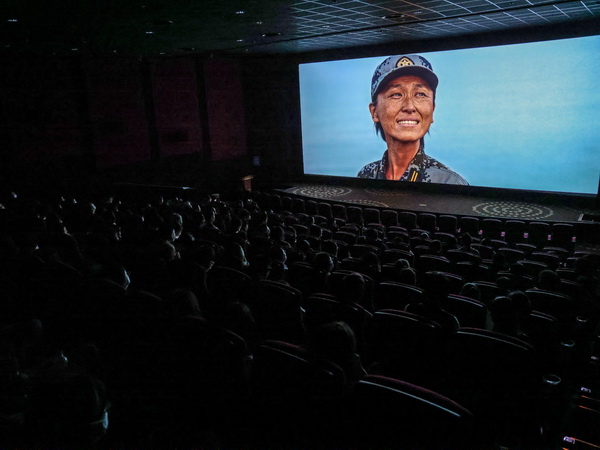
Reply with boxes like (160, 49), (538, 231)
(349, 243), (380, 259)
(363, 207), (381, 225)
(398, 211), (418, 230)
(375, 281), (425, 311)
(470, 243), (495, 260)
(481, 218), (504, 239)
(418, 212), (437, 233)
(302, 294), (372, 347)
(471, 281), (505, 305)
(504, 219), (527, 243)
(305, 199), (319, 215)
(380, 209), (399, 228)
(446, 248), (481, 264)
(459, 216), (480, 237)
(316, 201), (333, 219)
(280, 196), (294, 213)
(329, 270), (375, 311)
(443, 327), (537, 416)
(346, 206), (364, 225)
(530, 251), (561, 270)
(333, 230), (358, 246)
(517, 259), (549, 278)
(247, 280), (305, 342)
(551, 223), (575, 244)
(365, 310), (444, 373)
(525, 289), (576, 322)
(437, 214), (458, 234)
(452, 261), (493, 282)
(331, 203), (347, 223)
(417, 254), (452, 273)
(432, 231), (458, 246)
(207, 265), (252, 302)
(286, 261), (326, 296)
(426, 271), (464, 294)
(381, 248), (414, 265)
(292, 197), (306, 214)
(556, 267), (577, 280)
(527, 221), (551, 248)
(521, 310), (560, 358)
(547, 246), (572, 260)
(445, 294), (490, 329)
(166, 317), (251, 397)
(269, 193), (282, 211)
(251, 340), (346, 398)
(497, 247), (526, 265)
(346, 374), (474, 449)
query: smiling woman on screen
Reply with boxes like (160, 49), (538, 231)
(358, 54), (468, 185)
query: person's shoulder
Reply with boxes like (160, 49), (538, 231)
(423, 154), (469, 185)
(357, 160), (380, 178)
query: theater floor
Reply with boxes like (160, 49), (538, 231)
(274, 182), (600, 251)
(276, 183), (598, 223)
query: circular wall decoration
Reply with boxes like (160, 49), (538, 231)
(289, 185), (352, 198)
(472, 202), (554, 219)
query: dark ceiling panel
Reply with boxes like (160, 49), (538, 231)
(0, 0), (598, 56)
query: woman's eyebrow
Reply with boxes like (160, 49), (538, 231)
(386, 82), (431, 91)
(414, 83), (431, 90)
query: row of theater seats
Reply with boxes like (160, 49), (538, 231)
(261, 191), (580, 251)
(244, 191), (600, 449)
(212, 272), (599, 449)
(0, 185), (597, 449)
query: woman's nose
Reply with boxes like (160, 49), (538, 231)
(401, 97), (416, 111)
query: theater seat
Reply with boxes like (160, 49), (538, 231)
(364, 309), (443, 385)
(444, 294), (491, 330)
(374, 281), (424, 311)
(441, 327), (539, 434)
(343, 374), (475, 449)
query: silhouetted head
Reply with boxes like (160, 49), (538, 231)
(314, 252), (334, 274)
(308, 321), (357, 362)
(508, 290), (532, 317)
(460, 282), (481, 301)
(423, 271), (450, 304)
(339, 272), (366, 304)
(537, 269), (560, 291)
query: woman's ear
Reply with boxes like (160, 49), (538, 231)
(369, 102), (379, 123)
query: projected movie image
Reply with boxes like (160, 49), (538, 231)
(299, 35), (600, 194)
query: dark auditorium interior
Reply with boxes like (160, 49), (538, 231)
(1, 1), (600, 449)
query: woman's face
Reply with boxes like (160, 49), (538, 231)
(369, 75), (435, 146)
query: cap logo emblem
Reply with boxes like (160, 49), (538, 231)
(397, 56), (415, 67)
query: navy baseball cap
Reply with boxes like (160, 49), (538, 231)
(371, 54), (439, 101)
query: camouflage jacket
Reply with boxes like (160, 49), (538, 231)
(357, 146), (468, 185)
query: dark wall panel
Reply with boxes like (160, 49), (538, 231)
(204, 58), (247, 162)
(242, 57), (303, 185)
(152, 58), (204, 158)
(0, 57), (85, 164)
(0, 54), (254, 188)
(85, 58), (152, 168)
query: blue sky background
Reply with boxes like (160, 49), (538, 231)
(299, 35), (600, 194)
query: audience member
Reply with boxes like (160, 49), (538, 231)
(405, 271), (460, 335)
(0, 184), (597, 449)
(306, 321), (367, 384)
(265, 246), (289, 284)
(536, 269), (561, 292)
(459, 282), (482, 301)
(489, 295), (533, 345)
(357, 251), (381, 281)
